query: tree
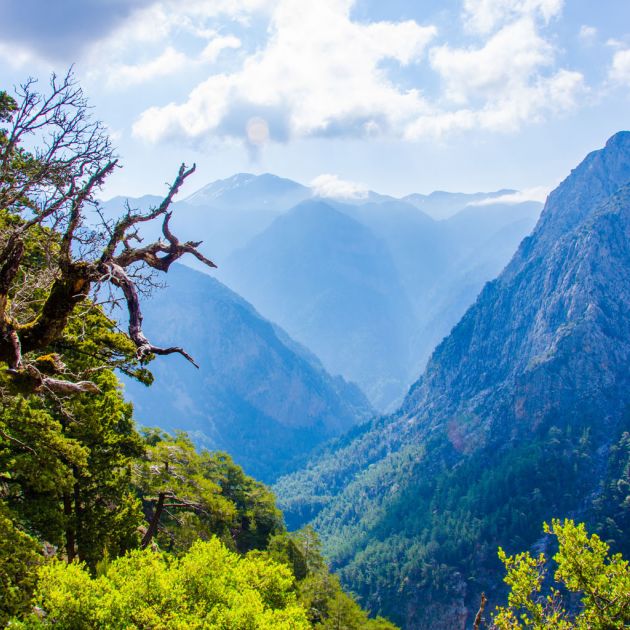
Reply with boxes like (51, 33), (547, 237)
(13, 538), (311, 629)
(0, 71), (215, 396)
(264, 527), (399, 629)
(134, 430), (282, 553)
(490, 519), (630, 629)
(0, 309), (146, 567)
(0, 501), (42, 626)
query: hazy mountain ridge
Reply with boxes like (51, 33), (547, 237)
(101, 175), (541, 410)
(274, 132), (630, 629)
(402, 189), (517, 220)
(218, 189), (541, 409)
(124, 264), (374, 483)
(222, 200), (418, 410)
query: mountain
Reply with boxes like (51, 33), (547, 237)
(102, 178), (541, 412)
(184, 172), (311, 211)
(329, 197), (541, 380)
(402, 189), (517, 220)
(274, 132), (630, 629)
(123, 264), (373, 483)
(222, 200), (417, 410)
(407, 200), (541, 373)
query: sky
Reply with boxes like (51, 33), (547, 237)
(1, 0), (629, 201)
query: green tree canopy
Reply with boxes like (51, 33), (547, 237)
(491, 519), (630, 629)
(13, 537), (310, 629)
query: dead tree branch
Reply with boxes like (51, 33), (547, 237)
(0, 73), (216, 394)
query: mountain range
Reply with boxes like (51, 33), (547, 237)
(103, 174), (541, 413)
(274, 131), (630, 629)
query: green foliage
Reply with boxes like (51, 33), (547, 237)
(0, 313), (146, 566)
(261, 527), (398, 629)
(277, 404), (630, 629)
(0, 502), (42, 626)
(135, 430), (282, 553)
(492, 519), (630, 629)
(14, 537), (310, 629)
(0, 75), (393, 630)
(592, 431), (630, 557)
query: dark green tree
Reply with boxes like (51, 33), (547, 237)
(134, 430), (282, 553)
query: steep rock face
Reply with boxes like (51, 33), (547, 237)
(275, 132), (630, 629)
(404, 132), (630, 438)
(124, 264), (373, 483)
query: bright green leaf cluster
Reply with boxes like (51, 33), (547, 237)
(492, 519), (630, 629)
(13, 537), (310, 629)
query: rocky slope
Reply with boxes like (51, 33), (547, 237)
(123, 264), (373, 483)
(274, 132), (630, 629)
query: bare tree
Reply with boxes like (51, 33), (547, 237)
(0, 71), (215, 395)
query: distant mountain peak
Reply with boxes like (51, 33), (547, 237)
(184, 172), (310, 211)
(402, 189), (521, 220)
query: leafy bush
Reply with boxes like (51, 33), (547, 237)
(13, 538), (310, 629)
(491, 519), (630, 629)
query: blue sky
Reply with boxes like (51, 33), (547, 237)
(1, 0), (629, 200)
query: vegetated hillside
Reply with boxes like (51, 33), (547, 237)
(274, 131), (630, 629)
(123, 264), (373, 483)
(222, 200), (417, 410)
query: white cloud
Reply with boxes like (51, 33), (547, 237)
(430, 19), (554, 104)
(130, 0), (583, 145)
(609, 49), (630, 85)
(468, 185), (551, 205)
(133, 0), (436, 143)
(418, 16), (584, 136)
(311, 174), (369, 199)
(578, 25), (597, 44)
(200, 35), (242, 63)
(108, 47), (189, 87)
(103, 35), (242, 88)
(605, 38), (626, 49)
(463, 0), (563, 34)
(0, 42), (35, 69)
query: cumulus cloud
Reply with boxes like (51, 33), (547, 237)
(132, 0), (436, 143)
(413, 13), (584, 136)
(311, 174), (369, 199)
(103, 36), (241, 88)
(462, 0), (563, 34)
(108, 47), (188, 87)
(430, 19), (554, 104)
(128, 0), (583, 146)
(609, 49), (630, 85)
